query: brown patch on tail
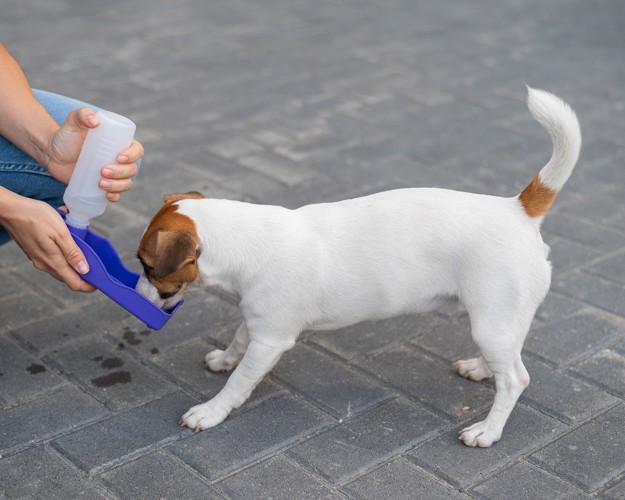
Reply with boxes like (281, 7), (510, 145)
(519, 175), (558, 218)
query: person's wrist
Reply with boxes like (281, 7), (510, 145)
(0, 187), (26, 225)
(31, 121), (60, 169)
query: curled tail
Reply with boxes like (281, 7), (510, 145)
(518, 87), (581, 219)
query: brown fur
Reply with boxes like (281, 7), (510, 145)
(138, 194), (202, 298)
(519, 175), (558, 218)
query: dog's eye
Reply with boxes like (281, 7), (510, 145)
(140, 262), (153, 275)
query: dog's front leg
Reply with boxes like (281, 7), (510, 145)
(180, 336), (295, 432)
(204, 322), (249, 372)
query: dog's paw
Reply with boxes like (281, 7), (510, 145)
(204, 349), (238, 372)
(458, 420), (502, 448)
(453, 357), (493, 382)
(179, 402), (229, 432)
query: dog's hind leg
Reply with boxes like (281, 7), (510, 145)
(205, 322), (249, 372)
(457, 307), (533, 448)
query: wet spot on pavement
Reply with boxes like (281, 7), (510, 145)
(26, 364), (46, 374)
(91, 371), (132, 388)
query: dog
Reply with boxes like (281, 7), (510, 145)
(136, 87), (581, 447)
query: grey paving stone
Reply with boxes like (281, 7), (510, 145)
(270, 172), (358, 209)
(521, 356), (618, 424)
(585, 251), (625, 285)
(568, 186), (625, 227)
(525, 313), (623, 367)
(10, 299), (132, 354)
(10, 260), (104, 309)
(0, 336), (66, 407)
(180, 153), (289, 205)
(310, 314), (440, 360)
(0, 386), (106, 455)
(53, 391), (196, 473)
(208, 138), (264, 160)
(168, 396), (332, 480)
(356, 344), (495, 422)
(0, 446), (107, 500)
(530, 404), (625, 493)
(287, 398), (445, 484)
(548, 239), (604, 276)
(237, 151), (317, 187)
(126, 166), (223, 219)
(0, 292), (58, 331)
(542, 214), (625, 253)
(553, 272), (625, 318)
(408, 314), (480, 363)
(470, 460), (588, 500)
(272, 343), (391, 418)
(410, 405), (565, 488)
(217, 454), (339, 499)
(151, 337), (282, 407)
(99, 451), (221, 499)
(114, 292), (243, 355)
(570, 348), (625, 398)
(0, 241), (27, 270)
(252, 129), (292, 147)
(0, 271), (25, 300)
(602, 476), (625, 500)
(46, 338), (172, 411)
(341, 458), (468, 499)
(534, 291), (585, 325)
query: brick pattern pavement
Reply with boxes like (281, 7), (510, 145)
(1, 0), (625, 497)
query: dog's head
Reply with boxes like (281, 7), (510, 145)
(135, 192), (204, 310)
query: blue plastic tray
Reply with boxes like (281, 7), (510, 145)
(61, 213), (182, 330)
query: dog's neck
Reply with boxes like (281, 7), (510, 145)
(176, 199), (294, 295)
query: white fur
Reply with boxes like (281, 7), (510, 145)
(137, 88), (581, 447)
(526, 86), (581, 191)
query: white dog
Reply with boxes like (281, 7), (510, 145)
(136, 87), (581, 447)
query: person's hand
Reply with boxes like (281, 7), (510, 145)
(45, 107), (144, 201)
(2, 194), (95, 292)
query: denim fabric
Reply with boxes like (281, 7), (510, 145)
(0, 90), (97, 245)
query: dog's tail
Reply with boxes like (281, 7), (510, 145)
(518, 87), (581, 219)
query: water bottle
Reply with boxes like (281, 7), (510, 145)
(64, 110), (136, 228)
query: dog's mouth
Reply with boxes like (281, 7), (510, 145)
(162, 302), (180, 313)
(158, 282), (190, 311)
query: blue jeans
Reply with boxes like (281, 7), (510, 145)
(0, 90), (98, 245)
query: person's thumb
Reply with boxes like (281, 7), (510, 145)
(57, 235), (90, 275)
(64, 107), (99, 133)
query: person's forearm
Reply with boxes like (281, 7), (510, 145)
(0, 185), (24, 226)
(0, 43), (59, 168)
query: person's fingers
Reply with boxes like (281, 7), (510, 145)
(101, 162), (138, 180)
(117, 139), (144, 163)
(106, 192), (121, 202)
(99, 176), (133, 194)
(30, 236), (95, 292)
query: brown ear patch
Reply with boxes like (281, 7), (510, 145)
(519, 175), (558, 218)
(138, 201), (202, 292)
(163, 192), (205, 203)
(153, 231), (198, 278)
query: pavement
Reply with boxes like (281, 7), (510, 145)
(1, 0), (625, 498)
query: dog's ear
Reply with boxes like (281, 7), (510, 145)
(163, 192), (205, 203)
(152, 230), (199, 278)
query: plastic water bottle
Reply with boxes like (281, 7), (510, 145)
(64, 110), (136, 228)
